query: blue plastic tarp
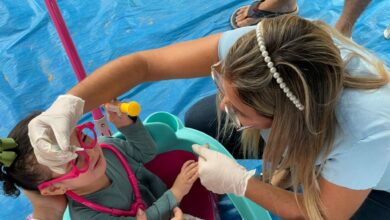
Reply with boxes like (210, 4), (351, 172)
(1, 0), (389, 219)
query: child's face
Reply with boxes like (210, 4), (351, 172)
(61, 132), (107, 189)
(41, 131), (107, 195)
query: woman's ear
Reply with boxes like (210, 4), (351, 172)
(39, 183), (68, 196)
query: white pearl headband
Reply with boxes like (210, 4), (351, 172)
(256, 21), (304, 111)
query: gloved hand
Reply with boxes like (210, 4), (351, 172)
(192, 144), (255, 196)
(28, 95), (85, 174)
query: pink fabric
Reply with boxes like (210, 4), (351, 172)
(145, 150), (218, 220)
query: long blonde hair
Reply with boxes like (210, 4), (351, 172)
(219, 15), (388, 219)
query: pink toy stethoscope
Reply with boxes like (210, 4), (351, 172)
(38, 122), (146, 216)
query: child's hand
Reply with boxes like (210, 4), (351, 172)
(104, 102), (133, 128)
(135, 207), (184, 220)
(170, 160), (198, 203)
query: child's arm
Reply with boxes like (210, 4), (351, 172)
(104, 103), (157, 163)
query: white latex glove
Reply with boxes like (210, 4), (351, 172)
(192, 144), (255, 196)
(28, 95), (85, 174)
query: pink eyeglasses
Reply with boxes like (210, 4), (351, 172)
(38, 122), (97, 191)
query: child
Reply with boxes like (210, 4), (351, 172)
(0, 106), (199, 220)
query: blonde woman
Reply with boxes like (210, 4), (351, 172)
(28, 15), (390, 219)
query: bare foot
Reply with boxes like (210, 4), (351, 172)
(235, 6), (258, 28)
(170, 160), (198, 203)
(235, 0), (297, 28)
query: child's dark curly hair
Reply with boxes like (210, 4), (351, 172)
(0, 112), (52, 197)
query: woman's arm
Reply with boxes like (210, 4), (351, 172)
(193, 145), (371, 219)
(245, 173), (370, 219)
(28, 34), (220, 175)
(318, 177), (370, 219)
(68, 33), (221, 112)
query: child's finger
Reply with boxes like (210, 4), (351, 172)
(183, 161), (198, 172)
(187, 161), (198, 171)
(181, 160), (195, 171)
(104, 102), (120, 115)
(187, 162), (198, 172)
(104, 105), (115, 118)
(186, 166), (198, 179)
(185, 163), (198, 177)
(104, 103), (126, 122)
(188, 172), (199, 183)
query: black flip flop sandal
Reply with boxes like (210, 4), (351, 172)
(230, 0), (299, 29)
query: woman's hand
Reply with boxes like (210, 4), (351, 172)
(192, 144), (255, 196)
(28, 95), (84, 174)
